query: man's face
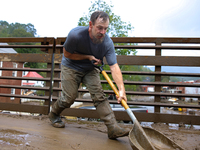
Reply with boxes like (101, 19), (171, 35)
(89, 17), (109, 44)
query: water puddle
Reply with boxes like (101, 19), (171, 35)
(0, 129), (30, 146)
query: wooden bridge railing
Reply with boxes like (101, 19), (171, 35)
(0, 37), (200, 125)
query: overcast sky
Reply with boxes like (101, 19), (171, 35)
(1, 0), (200, 57)
(1, 0), (200, 37)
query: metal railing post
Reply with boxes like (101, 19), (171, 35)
(48, 53), (54, 114)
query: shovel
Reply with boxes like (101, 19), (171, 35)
(92, 60), (155, 150)
(92, 61), (185, 150)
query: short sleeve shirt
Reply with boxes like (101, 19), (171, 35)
(62, 26), (117, 72)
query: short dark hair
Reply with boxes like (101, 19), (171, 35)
(90, 11), (110, 25)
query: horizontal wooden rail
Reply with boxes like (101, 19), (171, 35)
(56, 37), (200, 44)
(110, 37), (200, 43)
(106, 71), (200, 77)
(0, 53), (52, 63)
(0, 85), (49, 91)
(0, 93), (49, 100)
(0, 67), (51, 72)
(114, 45), (200, 50)
(0, 76), (50, 81)
(61, 108), (200, 125)
(0, 68), (61, 73)
(0, 102), (49, 115)
(0, 37), (54, 43)
(70, 99), (200, 109)
(105, 90), (200, 98)
(116, 56), (200, 66)
(101, 80), (200, 87)
(0, 45), (53, 48)
(53, 54), (200, 66)
(56, 45), (200, 50)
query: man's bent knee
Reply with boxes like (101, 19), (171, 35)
(59, 94), (76, 108)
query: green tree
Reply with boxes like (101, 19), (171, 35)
(161, 76), (170, 82)
(0, 21), (46, 77)
(0, 21), (36, 37)
(170, 77), (181, 82)
(0, 21), (9, 37)
(11, 28), (33, 37)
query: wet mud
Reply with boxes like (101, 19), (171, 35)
(0, 113), (200, 150)
(150, 123), (200, 150)
(0, 129), (29, 147)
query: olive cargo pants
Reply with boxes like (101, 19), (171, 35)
(55, 65), (107, 109)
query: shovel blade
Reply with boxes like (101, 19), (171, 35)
(129, 121), (155, 150)
(129, 123), (185, 150)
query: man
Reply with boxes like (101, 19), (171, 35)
(49, 11), (129, 139)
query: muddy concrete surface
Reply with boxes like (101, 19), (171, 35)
(0, 113), (200, 150)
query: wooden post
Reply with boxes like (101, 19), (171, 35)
(154, 41), (161, 113)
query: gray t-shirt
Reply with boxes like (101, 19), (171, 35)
(62, 26), (117, 72)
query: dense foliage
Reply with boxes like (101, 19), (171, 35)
(0, 21), (36, 37)
(0, 21), (46, 77)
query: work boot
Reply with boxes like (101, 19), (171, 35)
(49, 112), (65, 128)
(96, 100), (130, 139)
(107, 124), (130, 139)
(49, 100), (65, 128)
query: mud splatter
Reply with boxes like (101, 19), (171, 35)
(0, 129), (30, 146)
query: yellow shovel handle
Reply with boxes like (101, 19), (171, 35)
(101, 70), (129, 110)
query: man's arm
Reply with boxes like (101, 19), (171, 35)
(109, 63), (127, 103)
(63, 47), (101, 64)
